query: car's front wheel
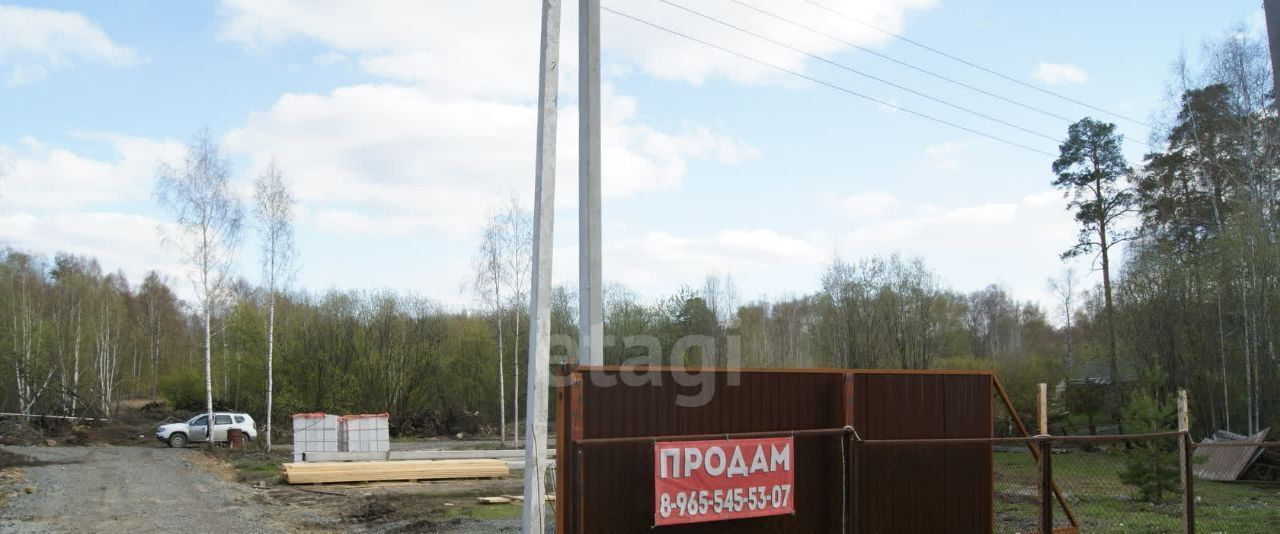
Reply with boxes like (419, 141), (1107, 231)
(168, 432), (188, 448)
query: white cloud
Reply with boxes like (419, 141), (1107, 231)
(718, 229), (824, 262)
(0, 133), (194, 298)
(217, 0), (544, 99)
(838, 190), (1080, 303)
(0, 211), (185, 290)
(217, 0), (939, 95)
(1244, 9), (1267, 39)
(598, 0), (937, 87)
(1032, 62), (1088, 85)
(606, 228), (826, 288)
(311, 50), (349, 66)
(0, 133), (185, 210)
(0, 4), (141, 86)
(924, 140), (967, 171)
(223, 83), (753, 236)
(827, 191), (899, 217)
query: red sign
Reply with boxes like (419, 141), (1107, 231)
(653, 437), (794, 526)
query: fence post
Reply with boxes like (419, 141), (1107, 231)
(1038, 383), (1049, 435)
(843, 372), (856, 534)
(1178, 388), (1194, 534)
(1038, 383), (1052, 534)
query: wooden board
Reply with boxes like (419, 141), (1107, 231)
(283, 459), (509, 485)
(389, 449), (556, 461)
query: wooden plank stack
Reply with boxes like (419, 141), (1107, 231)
(283, 459), (509, 484)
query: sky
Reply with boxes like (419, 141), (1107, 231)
(0, 0), (1267, 314)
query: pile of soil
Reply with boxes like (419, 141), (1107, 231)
(390, 408), (481, 438)
(63, 427), (98, 446)
(0, 420), (42, 446)
(342, 493), (470, 533)
(0, 447), (46, 468)
(57, 399), (183, 446)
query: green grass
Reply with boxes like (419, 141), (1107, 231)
(222, 450), (288, 485)
(993, 450), (1280, 533)
(440, 502), (523, 521)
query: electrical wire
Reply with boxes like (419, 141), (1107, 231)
(727, 0), (1073, 123)
(803, 0), (1156, 129)
(656, 0), (1062, 144)
(601, 5), (1058, 157)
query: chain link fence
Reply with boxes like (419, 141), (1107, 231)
(858, 382), (1280, 532)
(992, 443), (1041, 533)
(1193, 442), (1280, 533)
(912, 434), (1280, 533)
(1051, 435), (1184, 533)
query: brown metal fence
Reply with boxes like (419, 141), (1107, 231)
(558, 366), (854, 533)
(554, 365), (1280, 533)
(556, 366), (995, 533)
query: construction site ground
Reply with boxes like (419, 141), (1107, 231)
(0, 443), (540, 533)
(0, 406), (547, 534)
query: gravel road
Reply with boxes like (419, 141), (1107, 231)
(0, 445), (283, 534)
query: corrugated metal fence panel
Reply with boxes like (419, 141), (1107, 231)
(943, 374), (994, 532)
(852, 373), (993, 534)
(1194, 429), (1269, 481)
(559, 367), (993, 534)
(576, 369), (848, 533)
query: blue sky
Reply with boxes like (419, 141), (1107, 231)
(0, 0), (1265, 314)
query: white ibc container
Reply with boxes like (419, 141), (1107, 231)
(293, 413), (341, 461)
(340, 413), (390, 453)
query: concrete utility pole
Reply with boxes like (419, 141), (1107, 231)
(1267, 0), (1280, 109)
(579, 0), (604, 366)
(522, 1), (561, 532)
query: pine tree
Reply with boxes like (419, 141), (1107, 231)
(1119, 389), (1181, 503)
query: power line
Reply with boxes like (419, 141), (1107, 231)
(727, 0), (1073, 124)
(655, 0), (1062, 144)
(803, 0), (1156, 129)
(601, 6), (1058, 157)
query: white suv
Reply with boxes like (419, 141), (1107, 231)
(156, 412), (258, 448)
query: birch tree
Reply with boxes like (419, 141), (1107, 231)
(253, 161), (295, 450)
(155, 130), (243, 449)
(1047, 268), (1078, 373)
(94, 273), (125, 415)
(474, 219), (507, 444)
(50, 254), (94, 414)
(500, 200), (531, 443)
(138, 272), (175, 399)
(3, 252), (55, 415)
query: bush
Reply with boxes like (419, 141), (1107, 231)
(1063, 379), (1108, 436)
(1119, 390), (1181, 503)
(159, 370), (204, 412)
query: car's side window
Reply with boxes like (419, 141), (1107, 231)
(234, 416), (245, 424)
(192, 416), (208, 426)
(214, 415), (232, 425)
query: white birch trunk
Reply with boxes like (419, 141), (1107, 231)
(513, 310), (520, 444)
(266, 292), (275, 450)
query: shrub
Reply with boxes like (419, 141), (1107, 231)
(1119, 390), (1181, 503)
(159, 370), (204, 412)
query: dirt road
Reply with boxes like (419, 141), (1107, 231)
(0, 445), (282, 534)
